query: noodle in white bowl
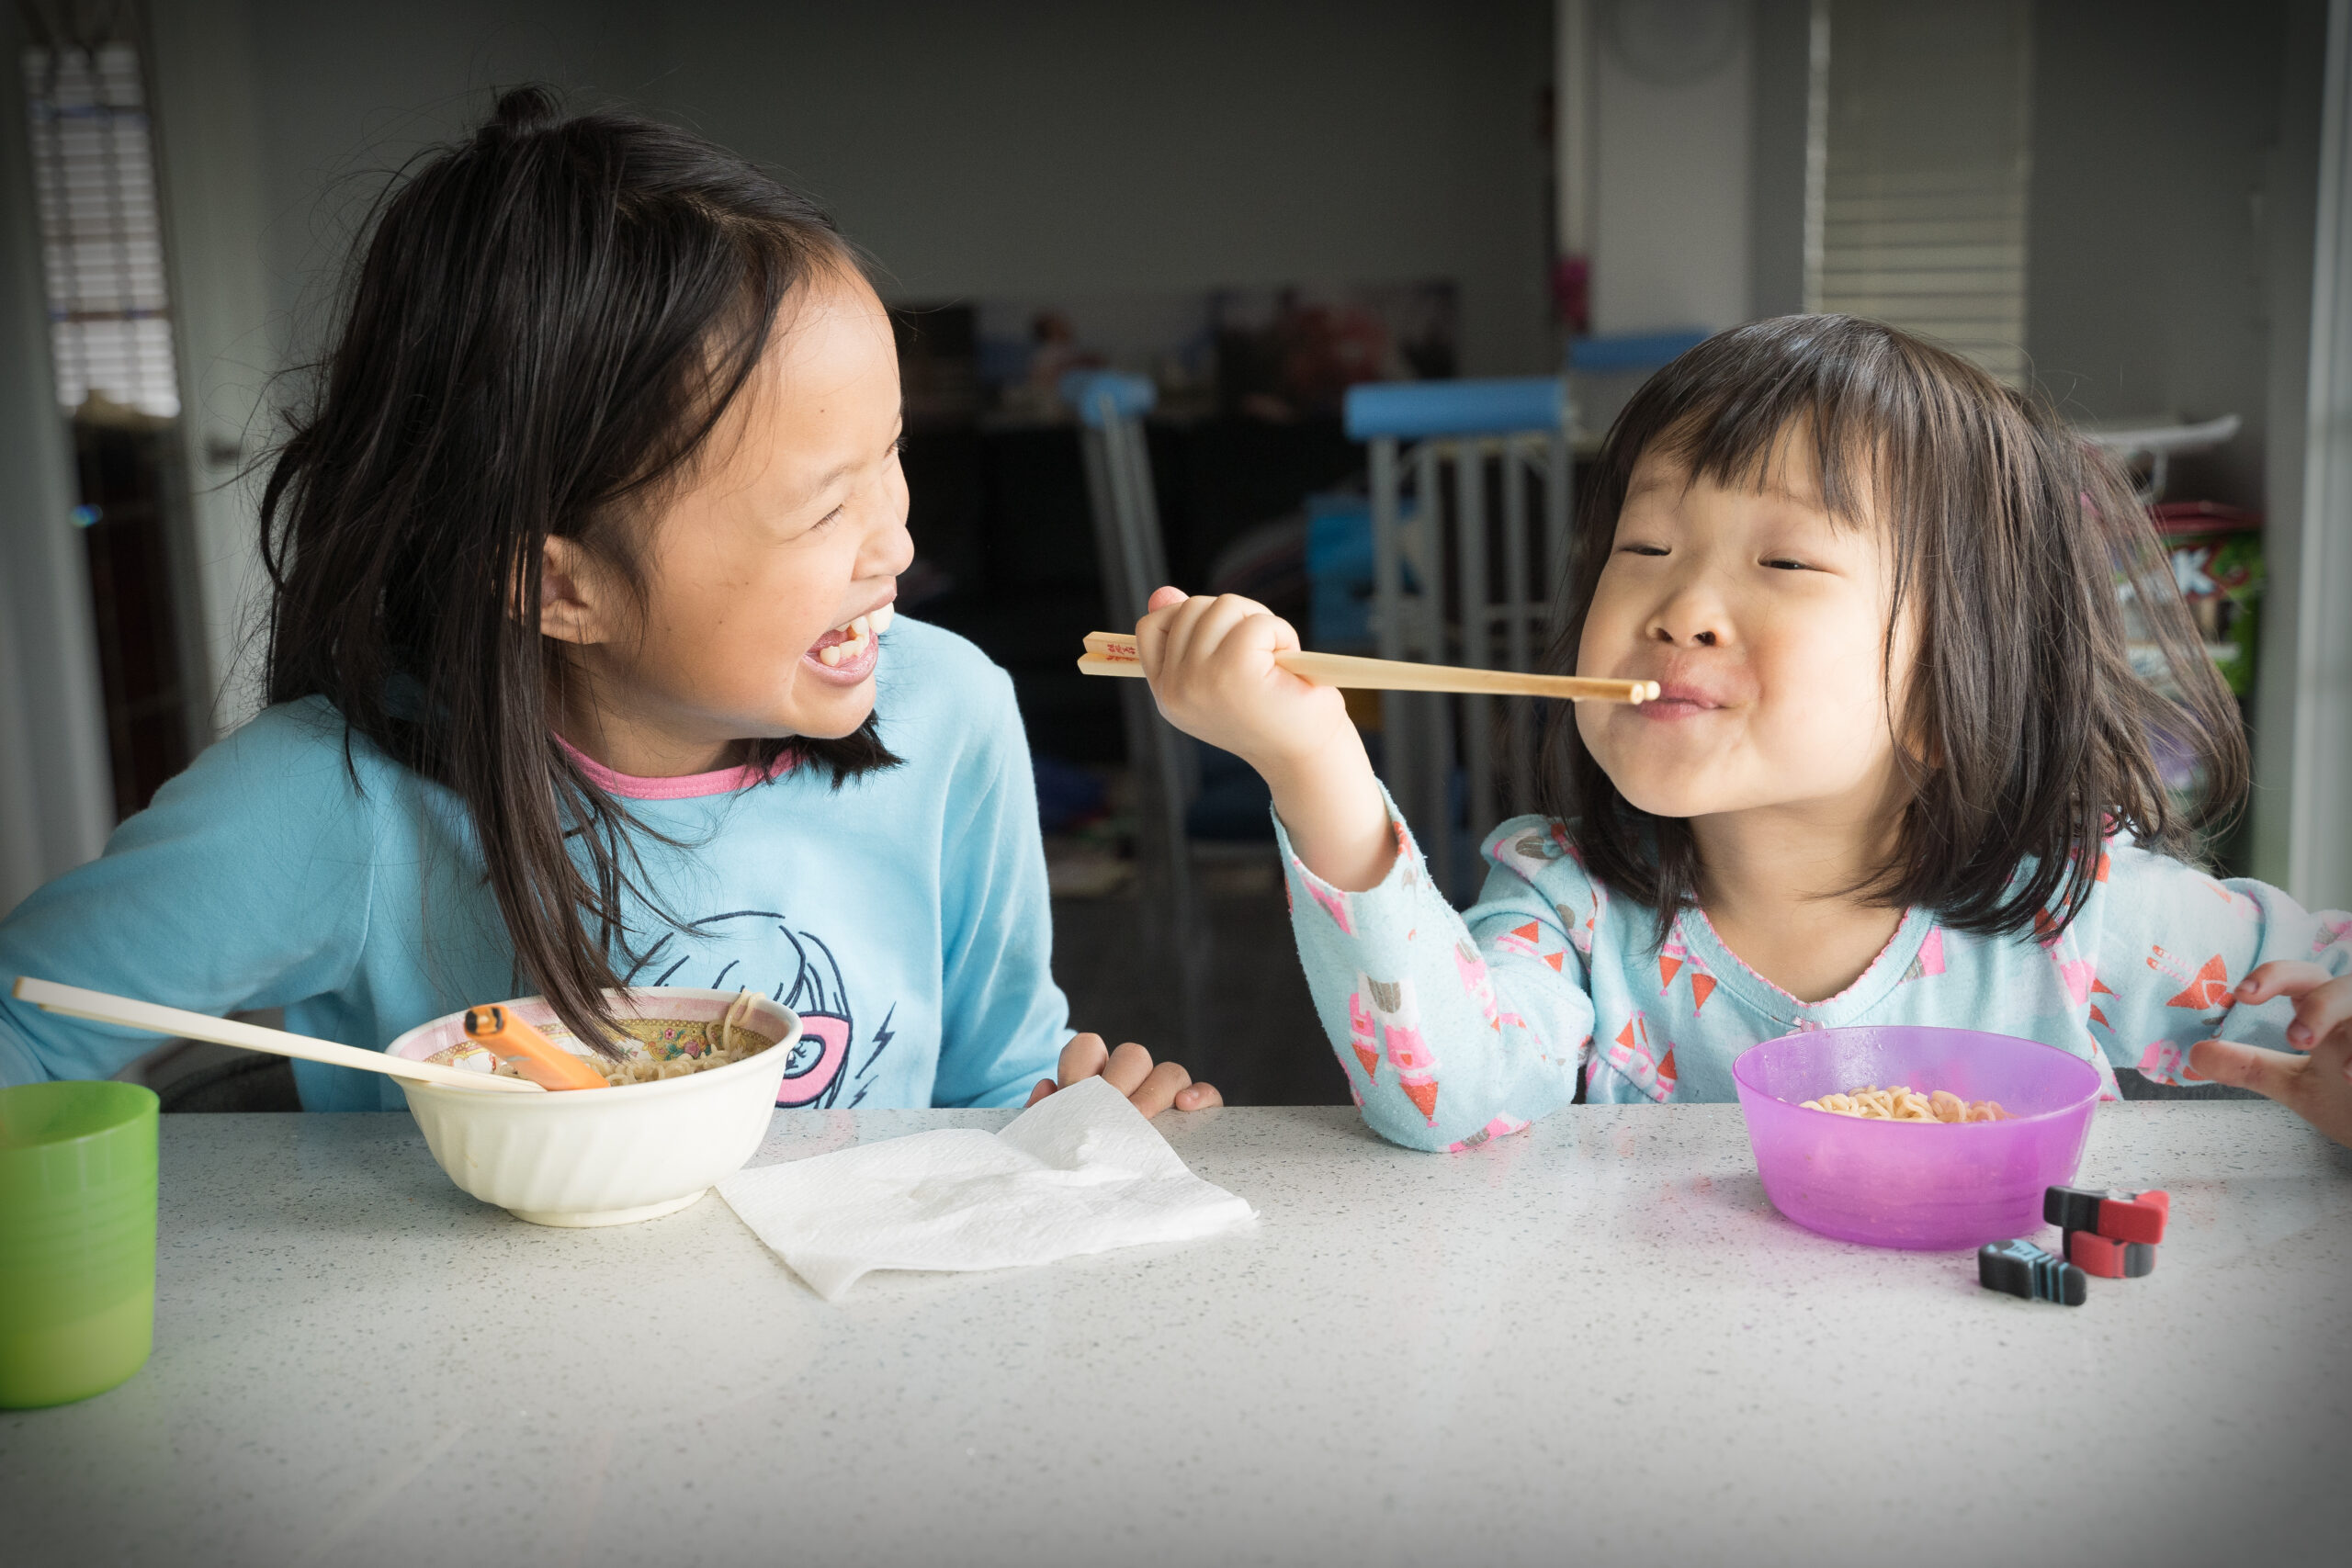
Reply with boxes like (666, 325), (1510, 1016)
(386, 987), (801, 1226)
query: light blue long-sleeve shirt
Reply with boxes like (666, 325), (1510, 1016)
(0, 617), (1069, 1111)
(1280, 798), (2352, 1152)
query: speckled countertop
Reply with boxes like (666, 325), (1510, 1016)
(3, 1102), (2346, 1568)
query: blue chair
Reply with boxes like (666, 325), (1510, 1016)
(1343, 378), (1572, 898)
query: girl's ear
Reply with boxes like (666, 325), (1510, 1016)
(534, 535), (616, 648)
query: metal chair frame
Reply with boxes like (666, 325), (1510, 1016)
(1358, 381), (1572, 899)
(1066, 373), (1204, 1056)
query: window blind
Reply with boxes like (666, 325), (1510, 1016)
(22, 40), (178, 418)
(1808, 0), (2035, 388)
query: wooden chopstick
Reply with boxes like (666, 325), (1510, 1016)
(1077, 632), (1658, 704)
(11, 976), (547, 1094)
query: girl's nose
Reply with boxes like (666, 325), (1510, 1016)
(864, 496), (916, 580)
(1648, 593), (1729, 649)
(867, 522), (915, 581)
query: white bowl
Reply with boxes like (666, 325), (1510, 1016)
(385, 987), (801, 1227)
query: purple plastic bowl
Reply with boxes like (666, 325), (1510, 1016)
(1732, 1026), (2102, 1251)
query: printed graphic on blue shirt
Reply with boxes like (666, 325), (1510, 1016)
(621, 909), (899, 1109)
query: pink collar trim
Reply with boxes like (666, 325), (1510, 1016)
(553, 732), (789, 800)
(1685, 904), (1924, 1012)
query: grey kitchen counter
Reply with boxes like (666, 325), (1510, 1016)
(4, 1100), (2346, 1568)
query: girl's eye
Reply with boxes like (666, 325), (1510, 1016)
(1619, 543), (1669, 558)
(810, 506), (846, 533)
(1762, 557), (1809, 571)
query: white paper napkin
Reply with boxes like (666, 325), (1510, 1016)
(718, 1076), (1256, 1300)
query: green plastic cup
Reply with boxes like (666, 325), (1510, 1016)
(0, 1080), (159, 1407)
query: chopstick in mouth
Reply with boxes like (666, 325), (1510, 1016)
(1076, 632), (1659, 705)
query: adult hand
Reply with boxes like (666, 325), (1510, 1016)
(1024, 1032), (1222, 1117)
(2189, 961), (2352, 1148)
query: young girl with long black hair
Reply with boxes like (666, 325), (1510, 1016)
(0, 89), (1216, 1117)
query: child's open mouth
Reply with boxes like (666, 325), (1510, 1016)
(803, 604), (893, 683)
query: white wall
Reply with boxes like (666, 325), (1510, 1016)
(2270, 0), (2352, 910)
(146, 0), (659, 729)
(1746, 0), (1811, 321)
(149, 0), (283, 734)
(2025, 1), (2291, 510)
(638, 0), (1554, 377)
(2019, 0), (2336, 897)
(240, 0), (660, 343)
(1584, 0), (1753, 335)
(201, 0), (1554, 378)
(139, 0), (1555, 738)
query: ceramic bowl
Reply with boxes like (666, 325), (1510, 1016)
(385, 987), (800, 1227)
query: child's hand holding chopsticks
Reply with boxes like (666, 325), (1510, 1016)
(1135, 588), (1403, 893)
(1134, 589), (1356, 773)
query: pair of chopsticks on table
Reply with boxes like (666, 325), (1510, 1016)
(1077, 632), (1659, 704)
(11, 976), (545, 1094)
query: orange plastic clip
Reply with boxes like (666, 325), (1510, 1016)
(461, 1004), (608, 1091)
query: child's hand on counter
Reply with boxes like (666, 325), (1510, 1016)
(2190, 961), (2352, 1148)
(1026, 1032), (1222, 1117)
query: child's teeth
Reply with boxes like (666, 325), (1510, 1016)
(870, 604), (893, 634)
(816, 610), (888, 670)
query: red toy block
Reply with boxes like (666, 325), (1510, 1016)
(2064, 1228), (2155, 1279)
(2043, 1185), (2169, 1245)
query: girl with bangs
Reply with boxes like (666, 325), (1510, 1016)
(0, 90), (1216, 1118)
(1137, 315), (2350, 1151)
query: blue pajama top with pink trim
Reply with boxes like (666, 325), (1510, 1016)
(0, 617), (1069, 1111)
(1276, 796), (2352, 1152)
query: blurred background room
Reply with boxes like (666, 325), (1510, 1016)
(3, 0), (2347, 1107)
